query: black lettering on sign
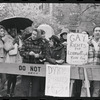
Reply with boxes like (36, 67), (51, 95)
(34, 66), (37, 72)
(19, 65), (22, 70)
(38, 67), (41, 72)
(30, 66), (33, 71)
(70, 34), (86, 42)
(30, 66), (41, 72)
(19, 65), (26, 71)
(23, 66), (26, 71)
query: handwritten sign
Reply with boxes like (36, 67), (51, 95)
(67, 33), (88, 65)
(45, 64), (70, 97)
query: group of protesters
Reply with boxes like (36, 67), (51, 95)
(0, 23), (100, 97)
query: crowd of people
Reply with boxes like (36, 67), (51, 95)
(0, 23), (100, 97)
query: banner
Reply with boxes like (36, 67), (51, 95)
(0, 62), (46, 77)
(67, 33), (88, 65)
(45, 64), (70, 97)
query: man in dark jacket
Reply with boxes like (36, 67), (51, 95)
(20, 29), (45, 97)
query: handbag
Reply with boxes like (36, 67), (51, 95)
(3, 35), (14, 51)
(4, 41), (14, 51)
(8, 43), (18, 56)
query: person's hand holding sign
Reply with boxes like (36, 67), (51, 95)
(62, 41), (67, 48)
(88, 39), (93, 46)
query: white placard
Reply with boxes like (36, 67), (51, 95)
(45, 64), (70, 97)
(67, 33), (88, 65)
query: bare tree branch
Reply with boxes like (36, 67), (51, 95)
(78, 4), (100, 17)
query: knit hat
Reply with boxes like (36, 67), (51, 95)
(49, 35), (61, 43)
(60, 32), (67, 37)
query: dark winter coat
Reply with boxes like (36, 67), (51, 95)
(60, 37), (67, 63)
(60, 37), (67, 43)
(45, 44), (65, 64)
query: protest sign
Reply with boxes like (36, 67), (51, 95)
(67, 33), (88, 65)
(45, 64), (70, 97)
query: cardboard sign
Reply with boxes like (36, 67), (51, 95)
(67, 33), (88, 65)
(45, 64), (70, 97)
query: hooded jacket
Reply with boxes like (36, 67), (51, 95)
(20, 29), (45, 64)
